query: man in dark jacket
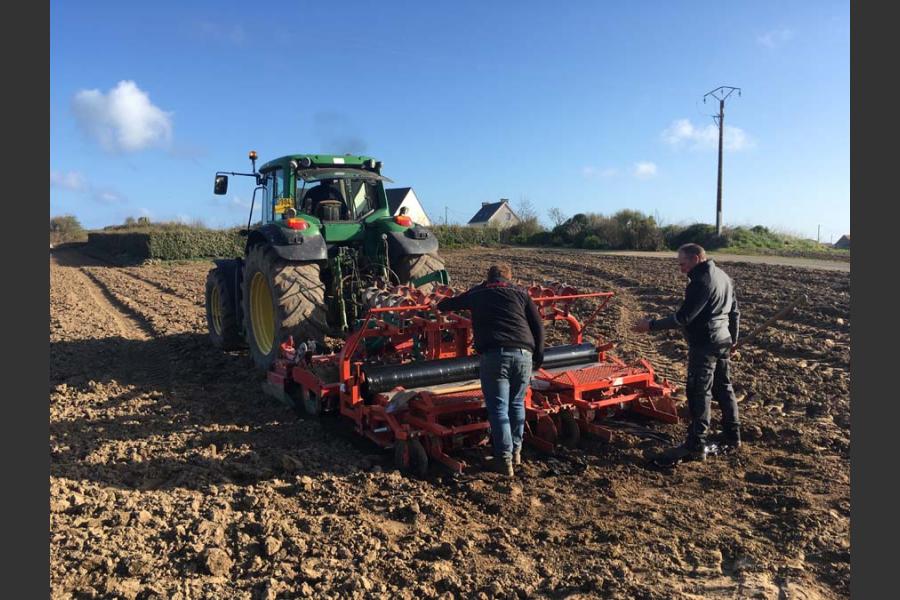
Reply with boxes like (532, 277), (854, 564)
(437, 263), (545, 476)
(632, 243), (741, 461)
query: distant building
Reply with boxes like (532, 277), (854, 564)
(467, 199), (521, 229)
(833, 234), (850, 249)
(385, 188), (432, 226)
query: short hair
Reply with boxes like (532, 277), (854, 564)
(487, 263), (512, 281)
(677, 243), (707, 260)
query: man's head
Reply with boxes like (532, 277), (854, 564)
(487, 263), (513, 282)
(677, 243), (707, 274)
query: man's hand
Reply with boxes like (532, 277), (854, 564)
(631, 318), (652, 333)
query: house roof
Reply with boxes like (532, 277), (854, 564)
(385, 187), (412, 214)
(468, 200), (513, 224)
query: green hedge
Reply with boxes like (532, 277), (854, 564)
(87, 228), (244, 260)
(430, 225), (503, 248)
(87, 232), (151, 257)
(146, 229), (244, 259)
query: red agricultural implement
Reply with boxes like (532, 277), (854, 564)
(262, 283), (679, 476)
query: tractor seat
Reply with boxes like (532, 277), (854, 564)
(316, 199), (346, 221)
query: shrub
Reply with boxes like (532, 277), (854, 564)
(430, 225), (502, 248)
(581, 235), (603, 249)
(549, 210), (664, 250)
(50, 215), (87, 244)
(664, 223), (727, 250)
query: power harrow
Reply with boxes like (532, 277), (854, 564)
(263, 282), (679, 475)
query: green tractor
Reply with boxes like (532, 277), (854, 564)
(205, 151), (447, 370)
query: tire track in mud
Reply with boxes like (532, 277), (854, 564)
(80, 263), (206, 338)
(118, 266), (207, 305)
(78, 269), (156, 340)
(51, 253), (164, 389)
(54, 249), (209, 388)
(68, 245), (208, 305)
(51, 251), (149, 341)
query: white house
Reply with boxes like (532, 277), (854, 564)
(467, 199), (521, 229)
(385, 187), (433, 226)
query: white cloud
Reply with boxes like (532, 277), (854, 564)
(757, 28), (794, 49)
(661, 118), (752, 151)
(633, 162), (658, 179)
(50, 170), (87, 191)
(582, 166), (618, 179)
(49, 169), (126, 204)
(230, 196), (251, 209)
(72, 81), (173, 152)
(209, 195), (252, 211)
(92, 189), (125, 205)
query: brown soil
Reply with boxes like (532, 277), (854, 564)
(50, 246), (850, 599)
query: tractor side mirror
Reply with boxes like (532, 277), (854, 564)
(214, 175), (229, 195)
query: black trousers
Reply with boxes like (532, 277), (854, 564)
(685, 342), (740, 447)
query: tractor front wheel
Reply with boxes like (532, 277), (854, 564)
(205, 267), (242, 350)
(241, 244), (328, 371)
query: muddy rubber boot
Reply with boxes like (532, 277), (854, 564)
(488, 458), (515, 477)
(653, 442), (707, 467)
(513, 447), (522, 466)
(721, 429), (742, 453)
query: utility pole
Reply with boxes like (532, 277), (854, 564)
(817, 224), (821, 243)
(444, 206), (448, 226)
(703, 86), (741, 236)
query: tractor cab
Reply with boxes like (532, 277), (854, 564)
(294, 168), (393, 223)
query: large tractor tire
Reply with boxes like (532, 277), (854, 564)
(395, 253), (446, 294)
(205, 267), (243, 350)
(241, 244), (328, 371)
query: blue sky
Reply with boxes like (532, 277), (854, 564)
(50, 1), (850, 241)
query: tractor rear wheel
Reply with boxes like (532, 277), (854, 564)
(205, 267), (242, 350)
(241, 244), (328, 371)
(395, 253), (446, 294)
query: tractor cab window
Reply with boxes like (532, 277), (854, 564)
(262, 168), (286, 224)
(347, 180), (376, 219)
(296, 168), (392, 221)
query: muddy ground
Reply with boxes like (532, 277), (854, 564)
(50, 246), (850, 599)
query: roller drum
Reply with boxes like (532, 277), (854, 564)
(362, 343), (598, 395)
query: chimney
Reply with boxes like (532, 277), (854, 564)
(500, 198), (509, 204)
(482, 202), (490, 207)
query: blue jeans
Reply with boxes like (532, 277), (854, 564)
(480, 348), (532, 461)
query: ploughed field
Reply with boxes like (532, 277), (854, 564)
(50, 246), (850, 599)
